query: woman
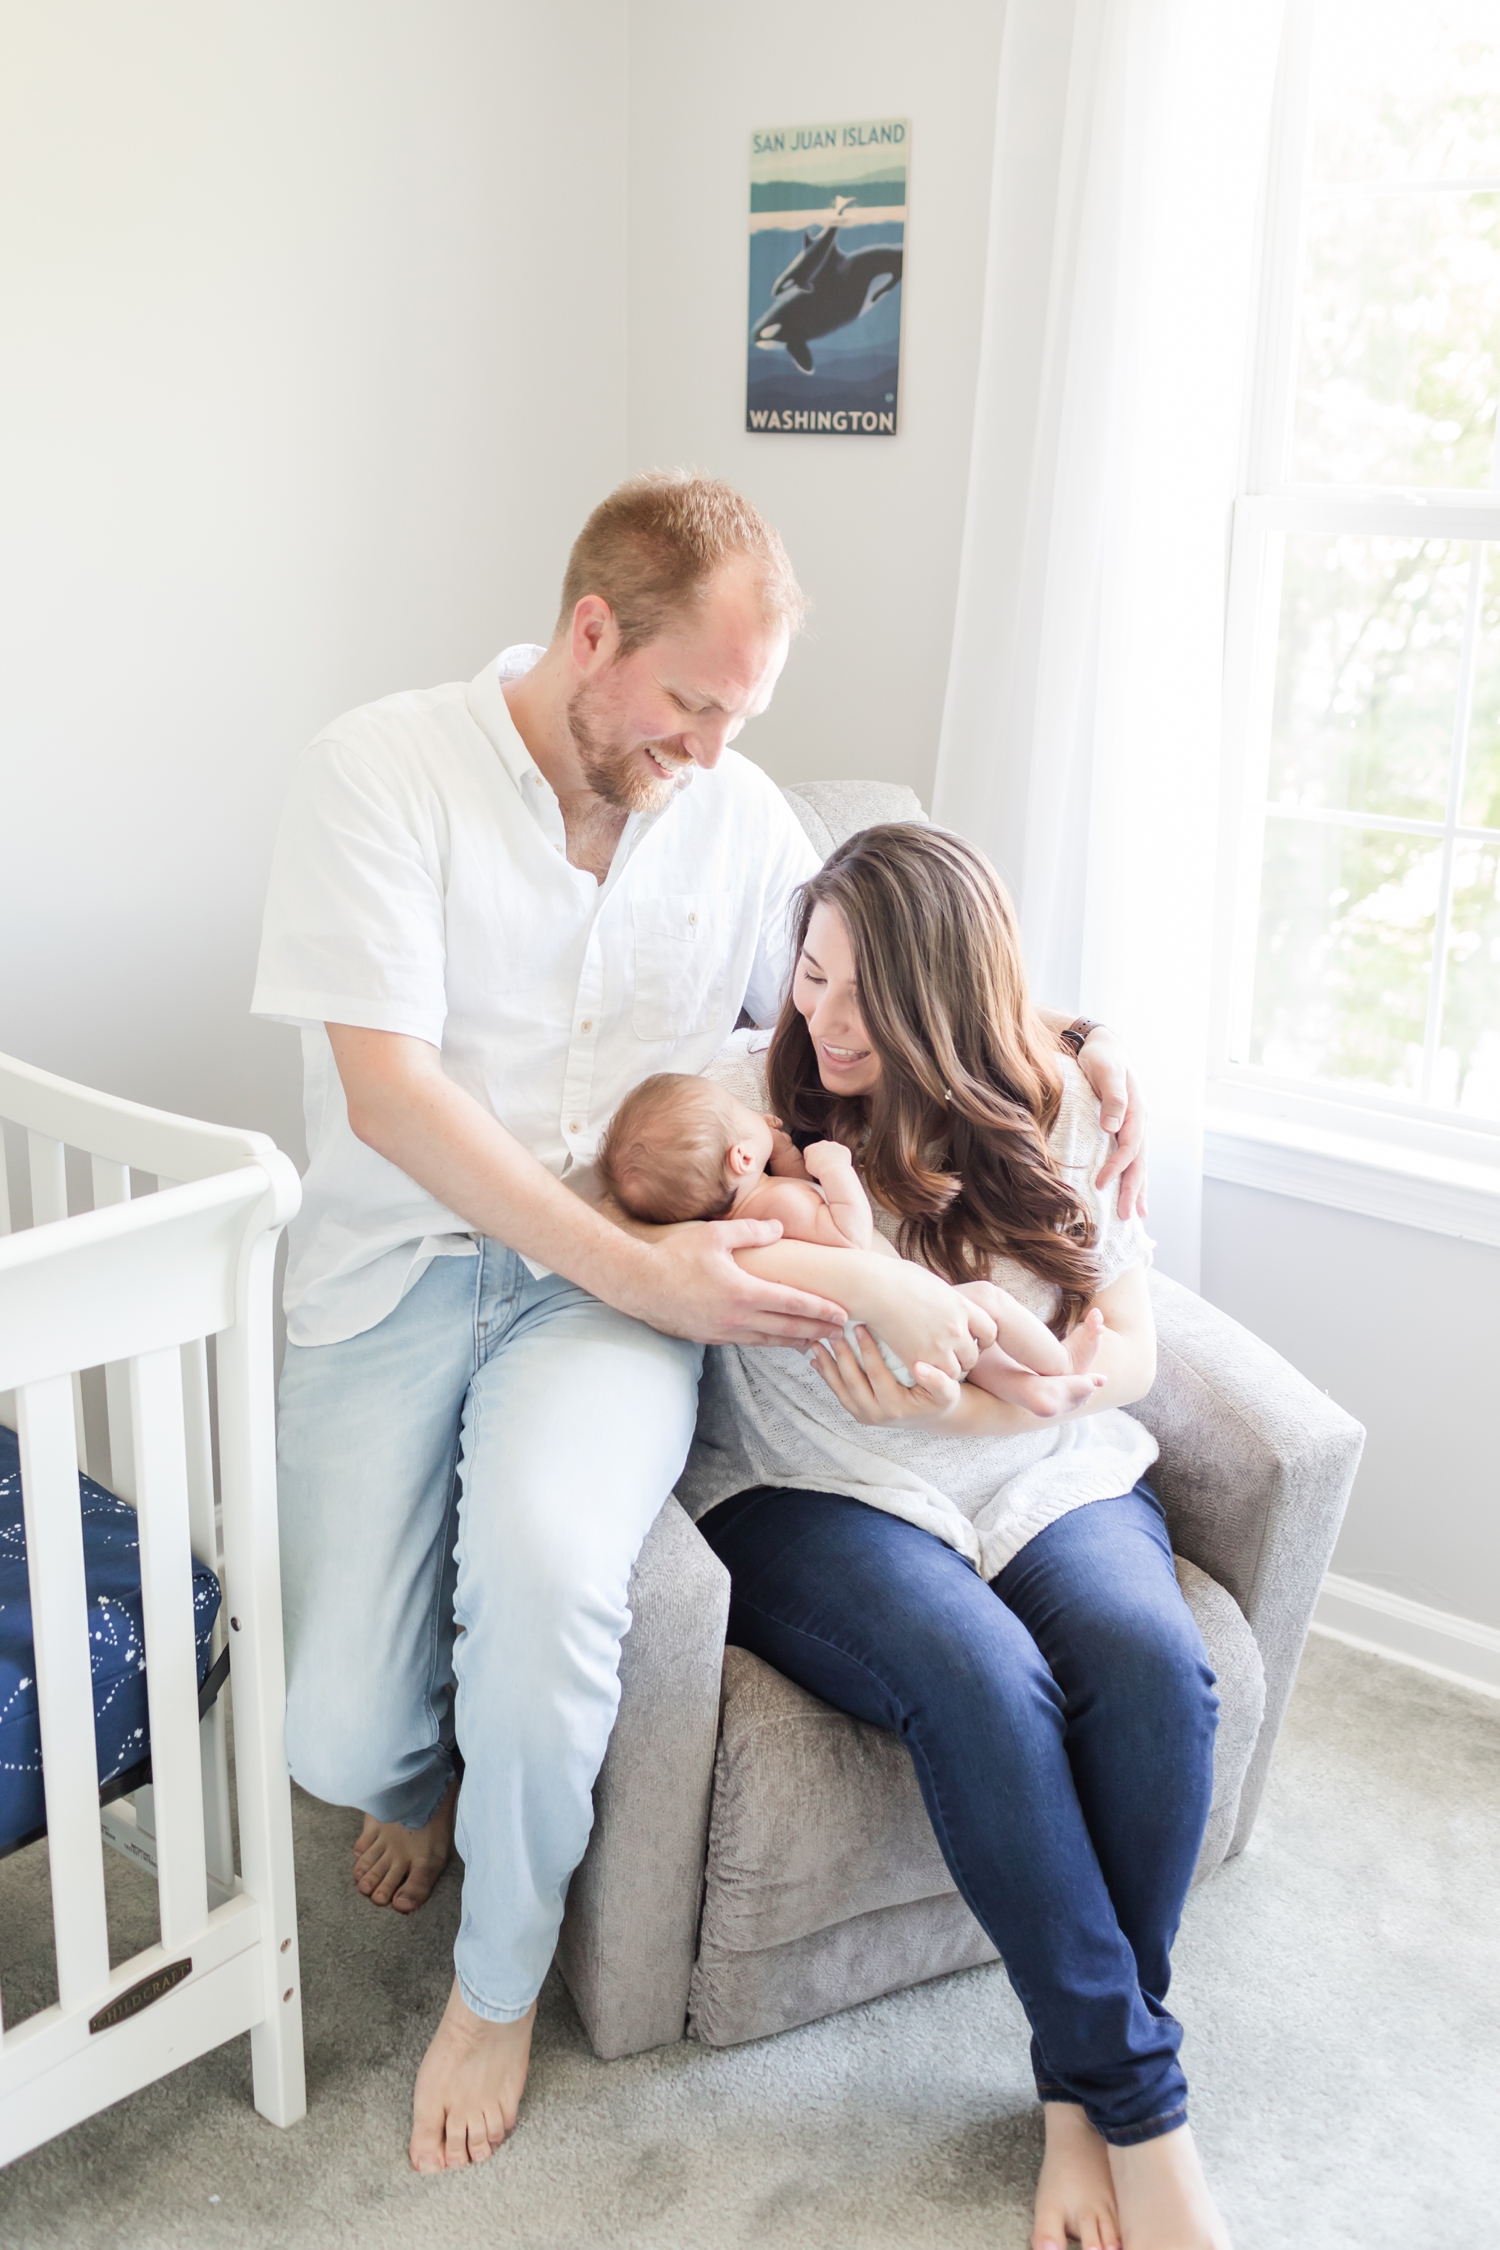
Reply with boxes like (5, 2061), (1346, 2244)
(677, 826), (1229, 2250)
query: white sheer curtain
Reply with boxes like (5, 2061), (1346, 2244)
(933, 0), (1286, 1284)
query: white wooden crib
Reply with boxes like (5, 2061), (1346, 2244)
(0, 1049), (305, 2162)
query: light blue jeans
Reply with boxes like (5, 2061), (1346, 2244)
(276, 1245), (703, 2021)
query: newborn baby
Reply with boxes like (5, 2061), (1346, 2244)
(596, 1072), (1103, 1417)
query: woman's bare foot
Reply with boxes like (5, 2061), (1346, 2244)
(1107, 2125), (1231, 2250)
(409, 1978), (536, 2171)
(352, 1777), (458, 1911)
(1033, 2102), (1122, 2250)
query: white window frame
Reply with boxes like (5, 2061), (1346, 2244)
(1208, 0), (1500, 1246)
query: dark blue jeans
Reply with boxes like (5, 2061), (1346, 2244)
(696, 1481), (1218, 2145)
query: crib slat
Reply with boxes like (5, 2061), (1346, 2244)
(27, 1134), (91, 1473)
(16, 1375), (112, 2009)
(170, 1174), (230, 1874)
(129, 1347), (210, 1950)
(180, 1338), (216, 1560)
(25, 1131), (67, 1228)
(181, 1332), (234, 1887)
(90, 1156), (137, 1499)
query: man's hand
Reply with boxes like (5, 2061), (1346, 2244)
(620, 1216), (849, 1347)
(1074, 1027), (1148, 1219)
(325, 1023), (846, 1344)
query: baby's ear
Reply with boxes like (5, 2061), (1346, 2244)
(726, 1138), (756, 1178)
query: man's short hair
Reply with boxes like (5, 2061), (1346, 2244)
(595, 1073), (738, 1224)
(557, 471), (807, 654)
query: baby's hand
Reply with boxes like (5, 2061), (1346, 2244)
(768, 1127), (810, 1179)
(801, 1140), (855, 1182)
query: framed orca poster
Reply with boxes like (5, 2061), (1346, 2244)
(746, 118), (908, 436)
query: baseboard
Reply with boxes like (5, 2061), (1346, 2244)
(1311, 1572), (1500, 1700)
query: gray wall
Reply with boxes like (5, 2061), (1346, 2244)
(1, 0), (630, 1171)
(1202, 1183), (1498, 1632)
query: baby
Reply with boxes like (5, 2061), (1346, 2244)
(595, 1073), (1103, 1417)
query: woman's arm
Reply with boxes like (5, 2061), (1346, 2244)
(811, 1263), (1156, 1435)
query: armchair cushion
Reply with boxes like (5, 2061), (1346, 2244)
(686, 1554), (1263, 2047)
(780, 779), (927, 858)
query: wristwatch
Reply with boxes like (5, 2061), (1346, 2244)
(1058, 1018), (1100, 1059)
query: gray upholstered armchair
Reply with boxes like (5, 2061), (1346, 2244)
(557, 781), (1365, 2059)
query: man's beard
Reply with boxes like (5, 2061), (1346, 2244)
(566, 678), (695, 814)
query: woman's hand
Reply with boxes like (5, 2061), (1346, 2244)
(860, 1260), (997, 1379)
(810, 1326), (967, 1428)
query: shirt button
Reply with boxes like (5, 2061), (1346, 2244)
(687, 912), (697, 925)
(580, 1019), (593, 1032)
(568, 1121), (580, 1133)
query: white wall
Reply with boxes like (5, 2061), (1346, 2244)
(1, 0), (628, 1167)
(1202, 1183), (1499, 1633)
(625, 0), (1007, 802)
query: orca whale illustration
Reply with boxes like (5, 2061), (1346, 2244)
(751, 224), (903, 374)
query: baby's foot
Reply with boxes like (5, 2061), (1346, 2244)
(352, 1776), (458, 1912)
(1106, 2124), (1231, 2250)
(409, 1979), (535, 2171)
(1014, 1368), (1107, 1419)
(1033, 2102), (1121, 2250)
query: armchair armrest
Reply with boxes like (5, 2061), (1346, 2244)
(1136, 1271), (1365, 1854)
(556, 1494), (730, 2059)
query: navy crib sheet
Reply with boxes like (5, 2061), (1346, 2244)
(0, 1424), (222, 1856)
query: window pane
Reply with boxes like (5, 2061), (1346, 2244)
(1310, 0), (1500, 187)
(1249, 818), (1437, 1093)
(1462, 544), (1500, 831)
(1291, 189), (1500, 488)
(1438, 841), (1500, 1115)
(1269, 535), (1468, 821)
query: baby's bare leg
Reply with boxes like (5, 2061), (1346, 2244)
(967, 1345), (1103, 1418)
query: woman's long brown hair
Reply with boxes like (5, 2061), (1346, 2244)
(766, 824), (1099, 1335)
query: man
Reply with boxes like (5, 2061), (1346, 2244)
(253, 473), (1142, 2171)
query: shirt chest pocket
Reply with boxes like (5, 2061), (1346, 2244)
(632, 894), (725, 1043)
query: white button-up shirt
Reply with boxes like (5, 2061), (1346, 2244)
(252, 646), (820, 1345)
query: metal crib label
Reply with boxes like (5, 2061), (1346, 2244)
(89, 1956), (192, 2033)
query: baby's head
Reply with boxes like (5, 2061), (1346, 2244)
(596, 1074), (777, 1224)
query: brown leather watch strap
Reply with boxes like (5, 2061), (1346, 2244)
(1059, 1017), (1100, 1058)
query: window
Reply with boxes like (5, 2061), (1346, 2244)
(1213, 0), (1500, 1234)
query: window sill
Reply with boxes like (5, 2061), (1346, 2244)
(1203, 1109), (1500, 1248)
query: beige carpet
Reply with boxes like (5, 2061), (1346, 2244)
(2, 1634), (1496, 2248)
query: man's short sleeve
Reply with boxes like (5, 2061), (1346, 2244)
(251, 736), (449, 1042)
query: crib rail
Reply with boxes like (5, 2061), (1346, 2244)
(0, 1051), (304, 2163)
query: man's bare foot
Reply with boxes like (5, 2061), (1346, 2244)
(1107, 2125), (1231, 2250)
(352, 1776), (458, 1912)
(1033, 2102), (1122, 2250)
(409, 1978), (536, 2171)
